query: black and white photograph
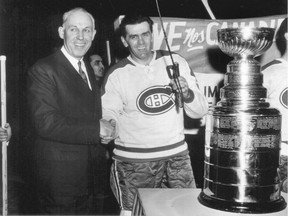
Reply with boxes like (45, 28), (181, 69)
(0, 0), (287, 215)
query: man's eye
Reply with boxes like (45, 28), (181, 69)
(70, 28), (77, 32)
(94, 61), (102, 66)
(84, 29), (91, 33)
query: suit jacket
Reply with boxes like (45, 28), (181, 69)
(27, 49), (106, 196)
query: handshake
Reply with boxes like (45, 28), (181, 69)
(99, 119), (118, 144)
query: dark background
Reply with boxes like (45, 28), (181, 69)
(0, 0), (287, 214)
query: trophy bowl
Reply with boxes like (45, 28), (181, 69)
(217, 27), (275, 59)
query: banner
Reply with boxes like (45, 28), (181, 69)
(151, 15), (286, 73)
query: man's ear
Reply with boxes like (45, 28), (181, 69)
(121, 36), (128, 47)
(284, 32), (288, 41)
(92, 29), (96, 40)
(58, 26), (64, 39)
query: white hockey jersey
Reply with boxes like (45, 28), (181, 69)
(262, 58), (288, 155)
(102, 50), (208, 161)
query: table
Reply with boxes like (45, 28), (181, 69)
(132, 189), (287, 216)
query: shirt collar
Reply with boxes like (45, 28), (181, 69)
(127, 51), (156, 67)
(61, 46), (84, 69)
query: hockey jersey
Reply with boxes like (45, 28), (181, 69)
(102, 50), (208, 161)
(262, 58), (288, 155)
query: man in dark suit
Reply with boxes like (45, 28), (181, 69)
(27, 7), (115, 214)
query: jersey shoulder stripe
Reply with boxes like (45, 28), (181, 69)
(262, 59), (282, 71)
(102, 57), (134, 91)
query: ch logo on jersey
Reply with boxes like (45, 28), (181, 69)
(136, 85), (175, 115)
(280, 87), (288, 109)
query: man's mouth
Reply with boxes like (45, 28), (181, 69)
(138, 48), (147, 53)
(75, 43), (86, 48)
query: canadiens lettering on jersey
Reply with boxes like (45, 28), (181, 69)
(280, 87), (288, 109)
(136, 85), (175, 115)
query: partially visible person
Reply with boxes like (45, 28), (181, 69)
(262, 17), (288, 193)
(90, 53), (120, 212)
(90, 54), (105, 83)
(27, 7), (115, 214)
(0, 123), (12, 142)
(101, 14), (209, 216)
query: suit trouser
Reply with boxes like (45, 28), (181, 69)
(32, 143), (107, 215)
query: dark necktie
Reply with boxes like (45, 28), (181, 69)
(78, 61), (88, 84)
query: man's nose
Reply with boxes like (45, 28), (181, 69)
(77, 31), (84, 39)
(138, 36), (144, 44)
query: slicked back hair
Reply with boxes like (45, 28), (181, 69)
(119, 14), (154, 38)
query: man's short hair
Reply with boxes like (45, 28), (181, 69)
(119, 14), (154, 37)
(62, 7), (95, 30)
(276, 17), (287, 56)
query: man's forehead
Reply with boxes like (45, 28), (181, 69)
(125, 22), (151, 34)
(91, 56), (102, 61)
(65, 11), (93, 28)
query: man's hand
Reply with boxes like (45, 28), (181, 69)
(0, 123), (12, 143)
(170, 76), (194, 102)
(100, 119), (117, 144)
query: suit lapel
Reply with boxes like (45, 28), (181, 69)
(56, 51), (94, 93)
(56, 50), (102, 117)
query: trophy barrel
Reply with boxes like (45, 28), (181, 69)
(198, 27), (287, 213)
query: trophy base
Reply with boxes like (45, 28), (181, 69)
(198, 192), (287, 214)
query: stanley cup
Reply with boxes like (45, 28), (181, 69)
(198, 27), (287, 213)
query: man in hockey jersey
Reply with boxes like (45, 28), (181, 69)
(101, 14), (208, 216)
(262, 17), (288, 193)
